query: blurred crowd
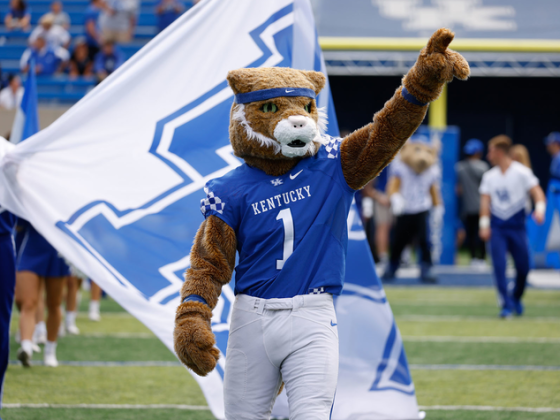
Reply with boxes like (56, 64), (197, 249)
(357, 132), (560, 291)
(0, 0), (197, 108)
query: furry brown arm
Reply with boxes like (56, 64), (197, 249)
(180, 215), (236, 309)
(340, 28), (469, 190)
(173, 215), (236, 376)
(430, 184), (442, 206)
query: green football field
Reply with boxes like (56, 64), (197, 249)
(2, 286), (560, 420)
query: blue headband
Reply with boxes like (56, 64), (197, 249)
(235, 87), (316, 104)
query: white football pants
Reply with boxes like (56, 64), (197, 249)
(223, 293), (339, 420)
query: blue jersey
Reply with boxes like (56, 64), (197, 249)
(551, 153), (560, 180)
(201, 138), (355, 299)
(0, 206), (16, 236)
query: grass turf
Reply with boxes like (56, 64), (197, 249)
(2, 408), (560, 420)
(4, 287), (560, 419)
(3, 366), (206, 405)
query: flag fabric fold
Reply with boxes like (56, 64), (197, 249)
(10, 60), (39, 144)
(0, 1), (420, 418)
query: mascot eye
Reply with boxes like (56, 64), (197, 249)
(262, 103), (278, 113)
(304, 103), (311, 112)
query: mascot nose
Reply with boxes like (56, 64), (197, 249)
(288, 115), (308, 129)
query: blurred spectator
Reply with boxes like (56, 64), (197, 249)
(479, 135), (546, 318)
(545, 132), (560, 181)
(20, 36), (69, 75)
(69, 38), (93, 77)
(155, 0), (184, 33)
(4, 0), (31, 32)
(456, 139), (488, 266)
(50, 0), (71, 30)
(84, 0), (103, 60)
(510, 144), (532, 169)
(29, 13), (71, 49)
(0, 75), (23, 110)
(94, 40), (124, 82)
(99, 0), (139, 44)
(510, 144), (535, 214)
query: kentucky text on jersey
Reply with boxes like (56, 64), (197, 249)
(200, 137), (355, 299)
(251, 186), (311, 215)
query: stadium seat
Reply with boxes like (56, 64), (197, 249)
(0, 0), (177, 102)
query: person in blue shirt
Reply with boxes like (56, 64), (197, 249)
(93, 40), (125, 82)
(0, 138), (17, 411)
(155, 0), (187, 32)
(84, 0), (103, 60)
(546, 132), (560, 181)
(0, 206), (16, 411)
(20, 36), (69, 76)
(4, 0), (31, 31)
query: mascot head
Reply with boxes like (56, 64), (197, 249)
(400, 134), (439, 175)
(227, 67), (326, 166)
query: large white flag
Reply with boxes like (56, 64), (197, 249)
(0, 1), (421, 418)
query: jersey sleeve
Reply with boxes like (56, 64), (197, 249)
(199, 179), (239, 231)
(321, 136), (355, 193)
(479, 172), (490, 195)
(522, 167), (539, 191)
(552, 155), (560, 179)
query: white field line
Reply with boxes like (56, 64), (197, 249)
(420, 405), (560, 413)
(5, 403), (560, 413)
(8, 360), (560, 371)
(410, 364), (560, 371)
(404, 336), (560, 343)
(2, 403), (209, 410)
(9, 332), (155, 339)
(396, 315), (560, 322)
(8, 361), (182, 367)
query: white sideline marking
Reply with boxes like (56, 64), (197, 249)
(411, 364), (560, 371)
(10, 332), (155, 339)
(404, 336), (560, 343)
(8, 361), (182, 367)
(397, 315), (560, 322)
(9, 360), (560, 371)
(420, 405), (560, 413)
(3, 403), (210, 410)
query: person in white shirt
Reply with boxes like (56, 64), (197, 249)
(382, 135), (443, 283)
(0, 75), (24, 110)
(50, 1), (71, 30)
(28, 13), (71, 49)
(479, 135), (546, 318)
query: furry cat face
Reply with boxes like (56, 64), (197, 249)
(227, 67), (326, 162)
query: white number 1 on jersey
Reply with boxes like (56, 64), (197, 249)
(276, 208), (294, 270)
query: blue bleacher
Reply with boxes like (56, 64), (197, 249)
(0, 0), (189, 103)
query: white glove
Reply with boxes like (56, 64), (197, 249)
(432, 204), (445, 223)
(390, 193), (405, 216)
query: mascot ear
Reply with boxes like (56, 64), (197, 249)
(302, 70), (326, 95)
(226, 69), (248, 95)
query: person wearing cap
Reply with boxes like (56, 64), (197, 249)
(28, 13), (71, 50)
(456, 138), (489, 266)
(479, 135), (546, 318)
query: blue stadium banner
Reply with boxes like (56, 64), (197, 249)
(527, 179), (560, 269)
(0, 1), (420, 418)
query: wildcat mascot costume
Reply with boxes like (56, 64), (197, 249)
(174, 29), (469, 419)
(383, 134), (443, 283)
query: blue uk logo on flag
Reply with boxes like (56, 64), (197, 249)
(0, 1), (420, 418)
